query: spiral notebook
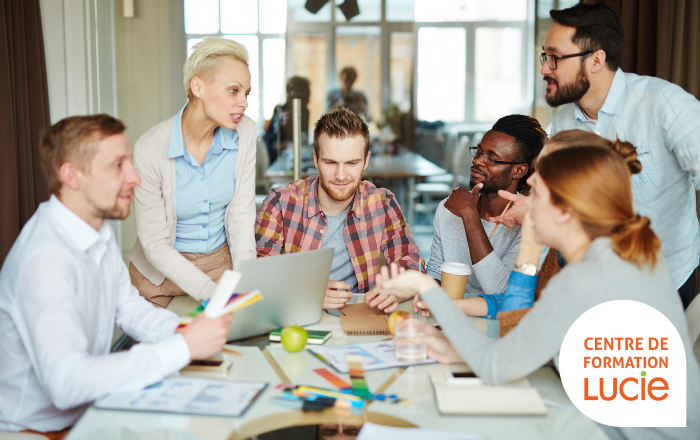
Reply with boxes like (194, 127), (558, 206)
(338, 303), (389, 335)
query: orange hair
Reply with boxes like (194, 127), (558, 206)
(538, 146), (660, 268)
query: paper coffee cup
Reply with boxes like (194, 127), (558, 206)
(441, 262), (471, 299)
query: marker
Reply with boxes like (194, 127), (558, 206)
(295, 386), (365, 408)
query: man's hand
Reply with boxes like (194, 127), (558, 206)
(366, 265), (409, 312)
(323, 280), (353, 309)
(488, 190), (527, 228)
(444, 184), (482, 220)
(180, 312), (233, 360)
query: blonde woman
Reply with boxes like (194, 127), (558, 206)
(129, 37), (257, 307)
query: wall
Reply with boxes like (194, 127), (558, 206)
(39, 0), (122, 244)
(113, 0), (187, 262)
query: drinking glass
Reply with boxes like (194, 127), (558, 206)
(395, 318), (427, 362)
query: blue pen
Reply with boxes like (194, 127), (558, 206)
(418, 260), (423, 317)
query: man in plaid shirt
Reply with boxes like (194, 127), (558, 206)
(256, 108), (423, 311)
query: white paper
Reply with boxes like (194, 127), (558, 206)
(309, 340), (436, 374)
(95, 378), (267, 417)
(357, 422), (483, 440)
(205, 270), (242, 318)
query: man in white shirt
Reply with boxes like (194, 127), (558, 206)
(0, 115), (232, 437)
(492, 3), (700, 309)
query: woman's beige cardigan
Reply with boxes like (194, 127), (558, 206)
(129, 113), (257, 301)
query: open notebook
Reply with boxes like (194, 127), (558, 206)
(338, 303), (390, 335)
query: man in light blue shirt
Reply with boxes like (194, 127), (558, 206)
(539, 3), (700, 308)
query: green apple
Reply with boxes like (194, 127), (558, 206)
(280, 325), (308, 352)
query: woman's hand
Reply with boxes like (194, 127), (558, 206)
(374, 263), (439, 307)
(514, 210), (543, 267)
(412, 294), (431, 316)
(488, 190), (528, 228)
(395, 319), (463, 364)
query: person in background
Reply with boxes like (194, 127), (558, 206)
(263, 76), (311, 163)
(129, 37), (257, 308)
(375, 145), (700, 440)
(256, 107), (422, 310)
(492, 3), (700, 309)
(327, 66), (371, 122)
(0, 115), (231, 439)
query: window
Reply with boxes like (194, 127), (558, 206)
(184, 0), (535, 127)
(184, 0), (287, 124)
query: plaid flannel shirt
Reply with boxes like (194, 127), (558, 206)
(255, 176), (424, 293)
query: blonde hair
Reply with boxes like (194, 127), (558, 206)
(538, 146), (660, 268)
(314, 107), (370, 158)
(39, 115), (126, 195)
(183, 37), (249, 100)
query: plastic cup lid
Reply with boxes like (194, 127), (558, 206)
(441, 262), (472, 276)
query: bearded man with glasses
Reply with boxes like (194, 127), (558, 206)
(424, 115), (548, 300)
(492, 3), (700, 310)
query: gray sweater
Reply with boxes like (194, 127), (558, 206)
(424, 237), (700, 440)
(427, 199), (547, 297)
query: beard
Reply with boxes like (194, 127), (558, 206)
(320, 174), (362, 202)
(469, 165), (513, 194)
(94, 197), (131, 221)
(544, 62), (591, 107)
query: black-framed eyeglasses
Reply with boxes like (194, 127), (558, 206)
(539, 50), (594, 70)
(470, 147), (524, 166)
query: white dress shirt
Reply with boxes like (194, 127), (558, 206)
(0, 196), (191, 432)
(550, 69), (700, 288)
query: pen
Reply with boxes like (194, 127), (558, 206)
(222, 347), (242, 356)
(313, 352), (333, 367)
(489, 200), (513, 238)
(296, 386), (364, 404)
(418, 260), (423, 317)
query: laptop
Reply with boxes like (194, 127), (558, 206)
(167, 248), (334, 341)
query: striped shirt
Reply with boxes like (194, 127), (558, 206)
(255, 176), (423, 293)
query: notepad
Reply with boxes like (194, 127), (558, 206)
(430, 372), (547, 416)
(338, 303), (390, 335)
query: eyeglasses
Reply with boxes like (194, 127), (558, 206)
(539, 50), (594, 70)
(470, 147), (524, 166)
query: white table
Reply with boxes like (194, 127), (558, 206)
(66, 311), (607, 440)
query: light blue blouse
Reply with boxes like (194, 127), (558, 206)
(168, 105), (238, 254)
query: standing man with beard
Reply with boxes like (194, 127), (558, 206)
(426, 115), (547, 298)
(255, 107), (422, 311)
(537, 3), (700, 309)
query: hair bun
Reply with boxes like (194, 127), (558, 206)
(612, 139), (642, 175)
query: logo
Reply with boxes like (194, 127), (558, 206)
(559, 300), (686, 427)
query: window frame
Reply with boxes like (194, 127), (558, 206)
(285, 0), (535, 125)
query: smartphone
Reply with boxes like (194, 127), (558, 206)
(189, 359), (224, 367)
(444, 371), (482, 385)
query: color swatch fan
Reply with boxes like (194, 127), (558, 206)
(177, 270), (263, 328)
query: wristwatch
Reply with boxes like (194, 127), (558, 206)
(514, 262), (537, 276)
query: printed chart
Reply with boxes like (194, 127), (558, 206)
(310, 340), (436, 373)
(95, 378), (267, 417)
